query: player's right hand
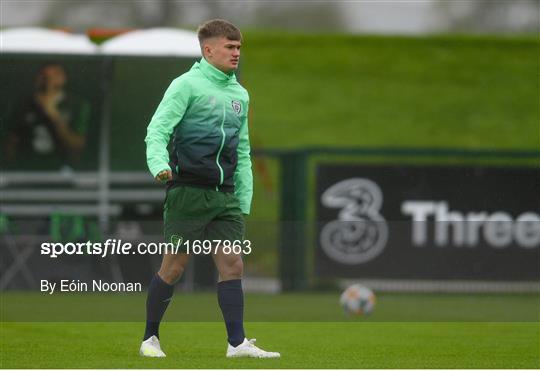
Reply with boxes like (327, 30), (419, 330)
(155, 169), (172, 183)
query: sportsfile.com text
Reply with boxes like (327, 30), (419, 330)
(40, 239), (252, 258)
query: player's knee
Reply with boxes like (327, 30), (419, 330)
(226, 258), (243, 279)
(159, 264), (185, 284)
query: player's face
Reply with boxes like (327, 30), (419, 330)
(43, 66), (66, 93)
(204, 37), (241, 73)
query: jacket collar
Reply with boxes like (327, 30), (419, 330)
(194, 57), (236, 85)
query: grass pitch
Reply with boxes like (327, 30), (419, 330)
(1, 322), (538, 368)
(1, 292), (539, 368)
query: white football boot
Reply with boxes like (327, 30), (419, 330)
(139, 335), (166, 357)
(226, 338), (280, 358)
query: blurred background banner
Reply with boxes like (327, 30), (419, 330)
(316, 164), (540, 281)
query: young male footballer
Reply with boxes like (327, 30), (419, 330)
(140, 19), (280, 359)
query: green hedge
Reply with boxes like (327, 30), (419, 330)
(242, 33), (539, 150)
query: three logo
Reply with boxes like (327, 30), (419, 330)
(320, 178), (388, 265)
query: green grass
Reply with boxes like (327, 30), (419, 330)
(1, 292), (538, 322)
(1, 293), (539, 367)
(243, 33), (539, 150)
(1, 322), (538, 368)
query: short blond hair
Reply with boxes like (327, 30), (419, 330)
(197, 19), (242, 45)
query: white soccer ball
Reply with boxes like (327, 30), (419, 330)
(339, 284), (376, 316)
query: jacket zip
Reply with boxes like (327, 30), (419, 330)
(215, 103), (226, 191)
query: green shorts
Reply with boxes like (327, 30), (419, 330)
(163, 185), (245, 252)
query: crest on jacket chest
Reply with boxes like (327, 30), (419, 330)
(231, 100), (242, 115)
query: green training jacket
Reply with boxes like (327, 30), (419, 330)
(145, 57), (253, 214)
